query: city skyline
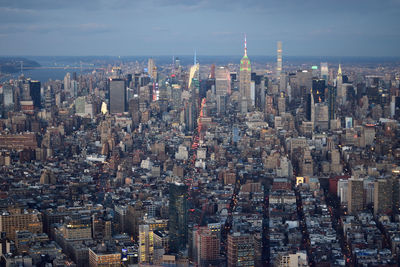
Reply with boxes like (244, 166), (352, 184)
(0, 0), (400, 57)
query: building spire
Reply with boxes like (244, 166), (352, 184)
(194, 50), (197, 66)
(338, 64), (342, 76)
(244, 34), (247, 57)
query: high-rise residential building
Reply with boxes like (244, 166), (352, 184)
(227, 232), (254, 267)
(168, 182), (188, 253)
(239, 35), (251, 108)
(347, 177), (364, 214)
(215, 66), (231, 97)
(374, 179), (392, 215)
(193, 227), (220, 266)
(139, 224), (154, 264)
(276, 41), (282, 80)
(109, 78), (126, 114)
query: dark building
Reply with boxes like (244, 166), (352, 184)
(168, 182), (188, 253)
(29, 80), (41, 109)
(328, 86), (336, 121)
(312, 79), (326, 103)
(305, 93), (313, 121)
(109, 78), (126, 114)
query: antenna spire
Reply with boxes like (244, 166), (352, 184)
(244, 34), (247, 57)
(194, 50), (197, 66)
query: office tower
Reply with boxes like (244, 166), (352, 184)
(29, 80), (41, 109)
(217, 95), (227, 115)
(174, 57), (181, 71)
(277, 92), (286, 115)
(347, 178), (364, 214)
(139, 224), (154, 264)
(314, 103), (329, 130)
(300, 148), (314, 176)
(44, 86), (55, 111)
(276, 41), (282, 80)
(88, 247), (121, 267)
(374, 179), (392, 215)
(114, 205), (127, 234)
(305, 93), (314, 122)
(239, 35), (251, 107)
(129, 96), (140, 125)
(321, 62), (329, 82)
(210, 64), (216, 79)
(148, 58), (155, 78)
(312, 78), (326, 103)
(336, 64), (343, 89)
(64, 73), (71, 93)
(0, 209), (43, 241)
(189, 64), (200, 89)
(227, 233), (254, 267)
(21, 80), (31, 101)
(2, 83), (14, 107)
(215, 66), (231, 97)
(327, 86), (336, 122)
(168, 182), (188, 253)
(109, 78), (126, 114)
(193, 227), (220, 266)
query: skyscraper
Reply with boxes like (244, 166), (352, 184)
(239, 35), (251, 108)
(347, 177), (364, 215)
(227, 233), (254, 267)
(148, 58), (155, 79)
(374, 179), (392, 215)
(139, 224), (154, 264)
(321, 62), (329, 82)
(168, 182), (188, 253)
(276, 41), (282, 80)
(215, 66), (231, 97)
(29, 80), (41, 109)
(109, 78), (126, 114)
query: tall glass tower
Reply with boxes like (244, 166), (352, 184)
(168, 182), (188, 253)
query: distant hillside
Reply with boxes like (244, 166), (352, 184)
(0, 57), (41, 73)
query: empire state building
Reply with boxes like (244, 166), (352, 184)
(239, 35), (252, 109)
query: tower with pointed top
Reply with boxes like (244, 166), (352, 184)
(336, 64), (343, 87)
(239, 35), (252, 109)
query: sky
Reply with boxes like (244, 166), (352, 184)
(0, 0), (399, 57)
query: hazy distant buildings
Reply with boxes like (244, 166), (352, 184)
(321, 62), (328, 82)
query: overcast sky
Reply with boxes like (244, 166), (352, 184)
(0, 0), (399, 57)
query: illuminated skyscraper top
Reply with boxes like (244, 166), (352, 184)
(239, 34), (251, 107)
